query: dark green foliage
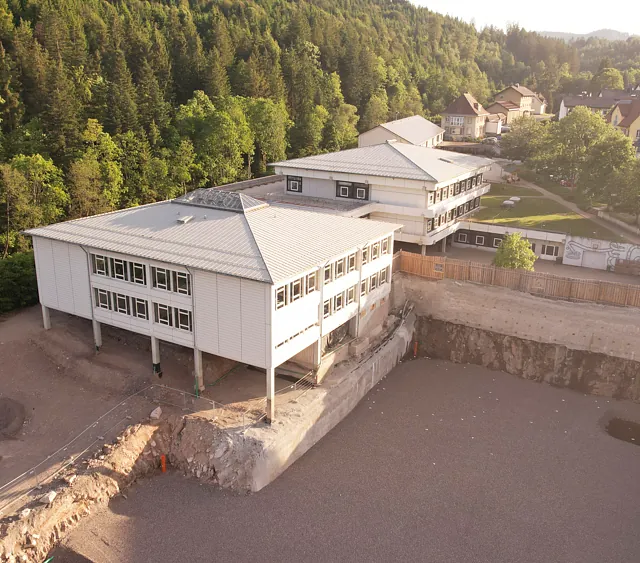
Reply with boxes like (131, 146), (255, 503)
(0, 251), (38, 313)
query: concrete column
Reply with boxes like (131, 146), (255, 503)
(313, 338), (322, 369)
(41, 304), (51, 330)
(266, 367), (275, 424)
(151, 336), (162, 377)
(92, 319), (102, 351)
(441, 237), (447, 253)
(421, 245), (427, 256)
(194, 348), (204, 393)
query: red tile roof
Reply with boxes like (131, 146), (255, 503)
(443, 93), (489, 116)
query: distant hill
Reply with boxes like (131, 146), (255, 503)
(540, 29), (633, 41)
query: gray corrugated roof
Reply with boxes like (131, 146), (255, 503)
(272, 142), (492, 184)
(24, 198), (400, 284)
(377, 115), (445, 145)
(175, 189), (267, 212)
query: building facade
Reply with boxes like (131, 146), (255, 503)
(441, 93), (489, 140)
(607, 99), (640, 156)
(25, 191), (399, 422)
(358, 115), (445, 148)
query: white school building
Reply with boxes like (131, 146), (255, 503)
(25, 190), (400, 421)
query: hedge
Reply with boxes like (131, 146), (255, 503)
(0, 251), (38, 314)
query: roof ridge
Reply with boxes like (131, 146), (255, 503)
(244, 209), (275, 284)
(386, 143), (437, 182)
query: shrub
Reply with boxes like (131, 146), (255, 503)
(0, 251), (38, 314)
(493, 233), (537, 271)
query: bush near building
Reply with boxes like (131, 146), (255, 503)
(492, 233), (537, 271)
(0, 252), (38, 314)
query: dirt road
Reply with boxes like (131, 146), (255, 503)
(52, 359), (640, 563)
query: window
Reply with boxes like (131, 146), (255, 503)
(335, 258), (345, 278)
(531, 243), (536, 253)
(475, 236), (485, 245)
(154, 303), (172, 326)
(173, 271), (191, 295)
(347, 286), (356, 304)
(426, 219), (433, 232)
(307, 272), (317, 294)
(446, 210), (452, 222)
(291, 278), (303, 301)
(360, 279), (368, 297)
(371, 242), (380, 261)
(356, 187), (367, 200)
(493, 238), (502, 248)
(152, 267), (170, 291)
(287, 176), (302, 192)
(336, 181), (369, 200)
(129, 262), (146, 285)
(92, 255), (108, 276)
(458, 233), (468, 243)
(458, 205), (464, 216)
(347, 253), (356, 272)
(428, 192), (435, 205)
(450, 116), (464, 126)
(464, 202), (470, 212)
(362, 246), (369, 265)
(452, 207), (457, 219)
(435, 190), (441, 203)
(94, 288), (110, 310)
(448, 186), (455, 198)
(339, 183), (350, 197)
(542, 245), (559, 257)
(324, 264), (332, 284)
(133, 298), (148, 320)
(323, 300), (331, 319)
(276, 286), (286, 309)
(379, 267), (388, 284)
(471, 177), (477, 188)
(370, 273), (378, 291)
(381, 238), (389, 255)
(114, 293), (129, 315)
(110, 258), (127, 281)
(454, 183), (460, 195)
(175, 308), (193, 332)
(440, 187), (447, 201)
(474, 197), (481, 208)
(433, 216), (440, 228)
(334, 292), (344, 312)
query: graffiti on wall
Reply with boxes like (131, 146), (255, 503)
(563, 236), (640, 271)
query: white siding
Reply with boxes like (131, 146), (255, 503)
(33, 237), (58, 309)
(369, 185), (426, 207)
(51, 241), (75, 314)
(68, 244), (91, 318)
(193, 270), (219, 355)
(273, 291), (320, 345)
(299, 177), (336, 199)
(358, 128), (405, 147)
(240, 278), (268, 368)
(216, 274), (242, 361)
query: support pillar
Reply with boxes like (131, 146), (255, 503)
(151, 336), (162, 378)
(266, 367), (275, 424)
(313, 338), (322, 369)
(41, 304), (51, 330)
(92, 319), (102, 351)
(421, 245), (427, 256)
(441, 237), (447, 253)
(193, 348), (204, 393)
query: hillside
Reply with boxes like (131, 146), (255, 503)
(0, 0), (639, 257)
(541, 29), (632, 42)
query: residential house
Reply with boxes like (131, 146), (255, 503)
(24, 191), (399, 422)
(493, 84), (536, 115)
(441, 93), (490, 140)
(485, 114), (504, 136)
(607, 99), (640, 156)
(269, 141), (493, 254)
(358, 115), (445, 148)
(531, 94), (547, 115)
(485, 100), (522, 125)
(558, 94), (635, 119)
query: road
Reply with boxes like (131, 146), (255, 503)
(52, 360), (640, 563)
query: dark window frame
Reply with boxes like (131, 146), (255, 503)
(287, 176), (303, 193)
(335, 181), (369, 201)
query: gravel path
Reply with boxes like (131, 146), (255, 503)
(52, 360), (640, 563)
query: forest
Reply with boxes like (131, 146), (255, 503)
(0, 0), (639, 262)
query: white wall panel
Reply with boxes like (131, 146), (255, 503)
(273, 292), (320, 345)
(51, 241), (75, 314)
(216, 274), (242, 360)
(33, 237), (58, 308)
(322, 302), (358, 336)
(273, 326), (320, 368)
(193, 270), (219, 356)
(68, 245), (91, 319)
(240, 278), (268, 368)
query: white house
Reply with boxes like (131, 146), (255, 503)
(270, 141), (493, 254)
(24, 190), (399, 422)
(358, 115), (445, 148)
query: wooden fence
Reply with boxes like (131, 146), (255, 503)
(392, 250), (640, 309)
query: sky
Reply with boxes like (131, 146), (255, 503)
(410, 0), (640, 36)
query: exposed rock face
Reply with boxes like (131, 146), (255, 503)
(416, 317), (640, 401)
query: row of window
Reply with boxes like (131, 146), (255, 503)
(93, 288), (193, 331)
(455, 233), (560, 257)
(457, 233), (503, 248)
(322, 266), (390, 319)
(286, 176), (372, 202)
(91, 254), (192, 296)
(426, 198), (481, 233)
(276, 271), (318, 310)
(275, 323), (317, 349)
(427, 175), (484, 205)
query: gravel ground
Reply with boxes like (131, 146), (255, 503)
(52, 360), (640, 563)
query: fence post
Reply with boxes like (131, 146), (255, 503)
(490, 265), (496, 286)
(467, 260), (471, 281)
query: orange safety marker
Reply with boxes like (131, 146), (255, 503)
(413, 341), (418, 358)
(160, 454), (167, 473)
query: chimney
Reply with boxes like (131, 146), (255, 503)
(515, 83), (520, 87)
(474, 103), (479, 109)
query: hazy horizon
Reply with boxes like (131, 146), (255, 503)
(410, 0), (639, 36)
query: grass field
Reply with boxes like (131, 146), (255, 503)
(489, 183), (542, 197)
(471, 196), (622, 240)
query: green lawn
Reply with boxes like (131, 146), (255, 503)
(471, 196), (623, 241)
(489, 183), (542, 197)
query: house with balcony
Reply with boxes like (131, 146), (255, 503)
(267, 141), (492, 254)
(493, 84), (537, 115)
(358, 115), (445, 148)
(24, 190), (399, 422)
(485, 100), (522, 125)
(440, 93), (490, 140)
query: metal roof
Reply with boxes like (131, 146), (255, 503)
(376, 115), (445, 145)
(272, 142), (492, 184)
(175, 189), (267, 212)
(24, 197), (400, 285)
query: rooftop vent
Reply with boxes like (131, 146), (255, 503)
(177, 215), (194, 224)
